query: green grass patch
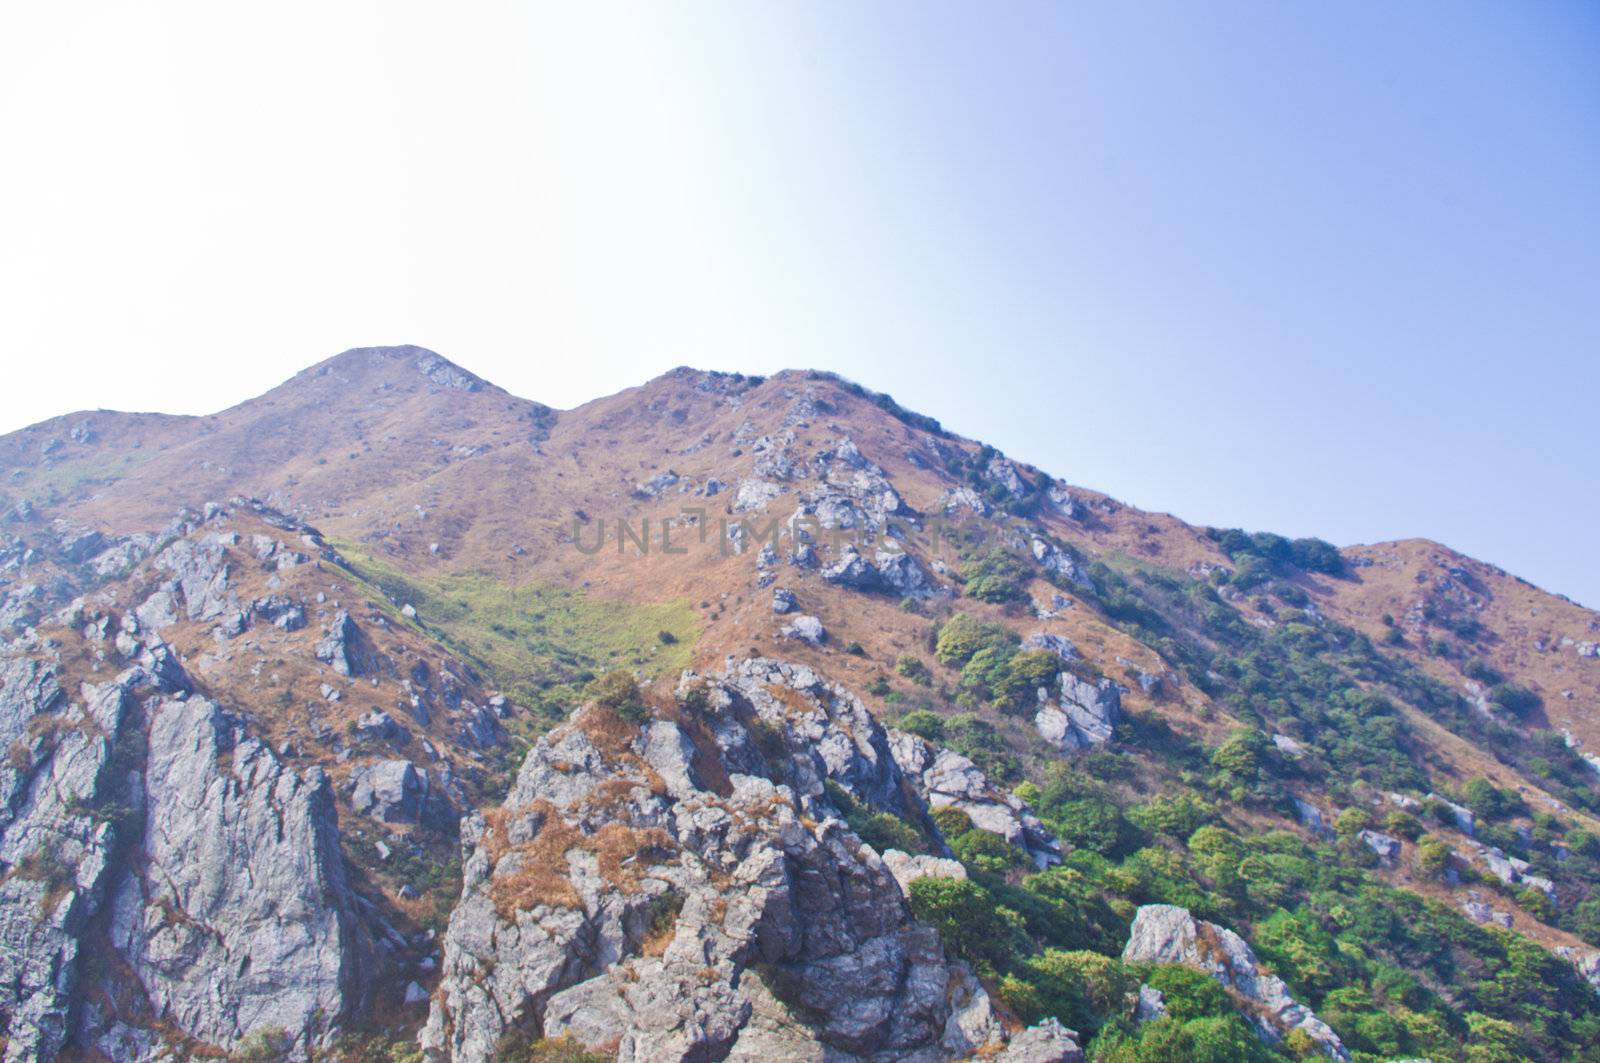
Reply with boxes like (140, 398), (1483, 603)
(10, 448), (157, 505)
(331, 539), (698, 723)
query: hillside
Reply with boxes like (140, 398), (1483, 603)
(1, 345), (1597, 1062)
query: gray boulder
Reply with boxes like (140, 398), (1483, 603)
(781, 615), (826, 645)
(1034, 673), (1122, 752)
(350, 759), (428, 823)
(995, 1018), (1084, 1063)
(1122, 905), (1349, 1061)
(1359, 830), (1402, 864)
(316, 611), (363, 676)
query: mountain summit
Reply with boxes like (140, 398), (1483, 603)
(1, 348), (1597, 1061)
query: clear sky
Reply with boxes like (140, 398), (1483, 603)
(2, 3), (1596, 603)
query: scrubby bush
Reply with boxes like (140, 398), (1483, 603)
(896, 709), (946, 742)
(934, 613), (1018, 668)
(960, 549), (1034, 603)
(907, 877), (1029, 976)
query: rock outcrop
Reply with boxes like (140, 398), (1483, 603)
(420, 658), (1062, 1062)
(0, 658), (142, 1062)
(1121, 904), (1349, 1061)
(105, 695), (372, 1057)
(1034, 673), (1122, 753)
(887, 732), (1060, 869)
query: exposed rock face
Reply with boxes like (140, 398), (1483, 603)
(732, 479), (784, 513)
(887, 732), (1060, 869)
(1024, 632), (1079, 662)
(351, 758), (432, 823)
(316, 610), (363, 676)
(994, 1018), (1085, 1063)
(1121, 904), (1349, 1061)
(0, 660), (139, 1063)
(880, 850), (967, 897)
(108, 695), (371, 1056)
(420, 660), (1029, 1062)
(1034, 673), (1122, 753)
(820, 543), (934, 599)
(820, 544), (882, 592)
(155, 534), (235, 621)
(781, 614), (826, 645)
(1029, 536), (1094, 592)
(1426, 793), (1476, 837)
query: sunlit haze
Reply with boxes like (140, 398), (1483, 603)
(2, 2), (1596, 602)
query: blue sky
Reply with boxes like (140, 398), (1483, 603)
(2, 2), (1596, 602)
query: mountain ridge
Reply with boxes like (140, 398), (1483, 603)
(1, 346), (1598, 1061)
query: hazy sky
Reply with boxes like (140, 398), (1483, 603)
(2, 3), (1597, 603)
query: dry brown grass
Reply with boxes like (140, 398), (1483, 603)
(483, 801), (677, 918)
(575, 704), (642, 759)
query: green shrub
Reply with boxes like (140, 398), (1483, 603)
(960, 549), (1034, 603)
(934, 613), (1018, 668)
(896, 710), (946, 742)
(906, 877), (1029, 975)
(896, 654), (931, 683)
(952, 828), (1024, 874)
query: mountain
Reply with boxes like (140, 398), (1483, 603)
(1, 345), (1597, 1063)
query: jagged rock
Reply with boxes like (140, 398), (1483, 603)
(984, 457), (1028, 498)
(771, 587), (797, 614)
(316, 610), (363, 676)
(1047, 485), (1086, 521)
(874, 546), (934, 599)
(938, 486), (989, 517)
(456, 704), (504, 749)
(1293, 798), (1331, 838)
(1122, 905), (1349, 1061)
(155, 535), (235, 621)
(351, 760), (430, 823)
(1461, 899), (1513, 928)
(54, 526), (107, 564)
(715, 659), (935, 820)
(1029, 536), (1094, 591)
(0, 584), (43, 631)
(1359, 830), (1401, 864)
(995, 1018), (1084, 1063)
(880, 850), (967, 897)
(1023, 632), (1079, 662)
(357, 711), (406, 744)
(1271, 733), (1305, 757)
(732, 479), (784, 513)
(1034, 673), (1121, 753)
(888, 731), (1060, 869)
(754, 446), (806, 481)
(253, 595), (306, 631)
(0, 667), (140, 1062)
(105, 697), (371, 1056)
(634, 471), (680, 498)
(420, 663), (1012, 1063)
(820, 544), (882, 592)
(781, 615), (826, 645)
(134, 588), (181, 631)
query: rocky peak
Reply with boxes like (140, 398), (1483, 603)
(420, 660), (1073, 1062)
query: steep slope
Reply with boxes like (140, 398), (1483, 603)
(0, 347), (1598, 1062)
